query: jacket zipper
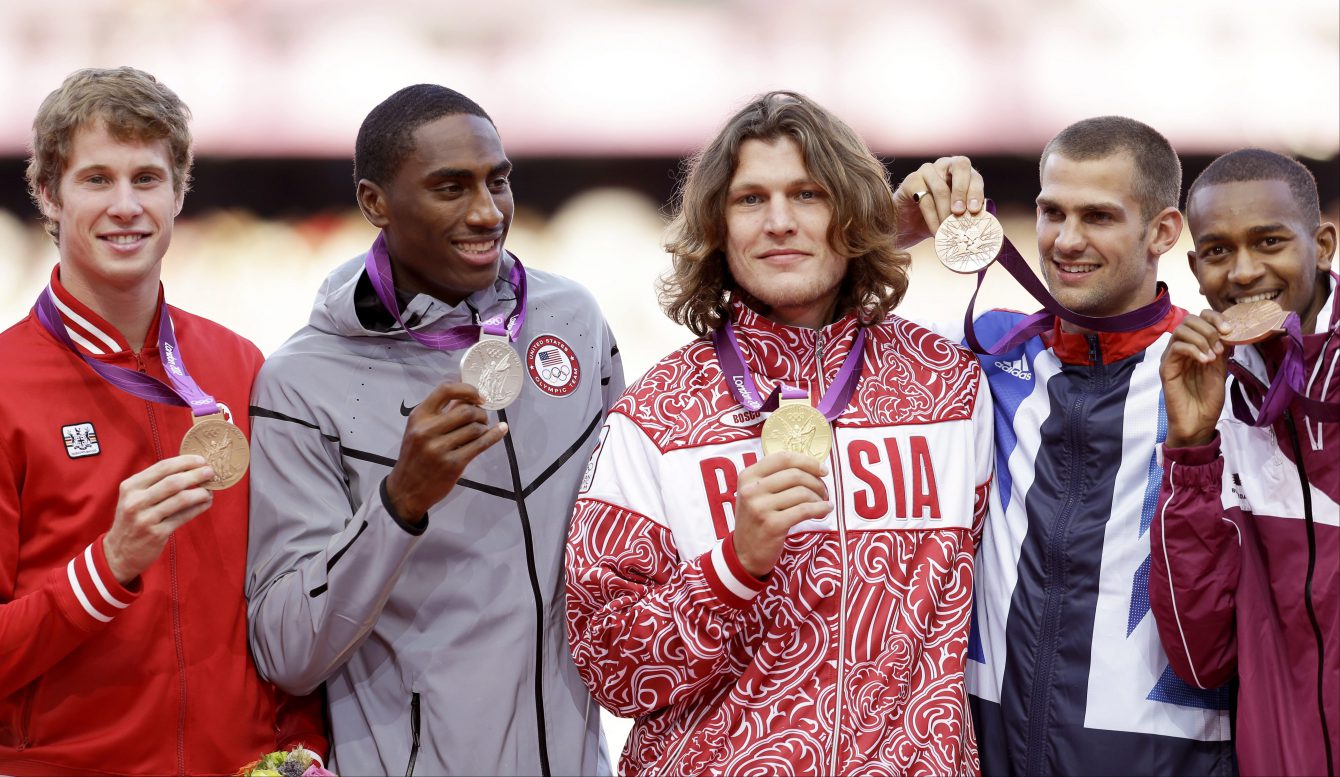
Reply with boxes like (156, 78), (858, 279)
(496, 408), (552, 777)
(404, 692), (421, 777)
(816, 330), (850, 777)
(137, 350), (187, 775)
(1023, 335), (1105, 775)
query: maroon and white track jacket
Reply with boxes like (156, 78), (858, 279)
(566, 302), (993, 776)
(1151, 276), (1338, 777)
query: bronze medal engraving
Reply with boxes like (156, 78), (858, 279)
(761, 400), (832, 460)
(935, 212), (1005, 274)
(1221, 299), (1288, 345)
(179, 413), (249, 491)
(461, 337), (525, 410)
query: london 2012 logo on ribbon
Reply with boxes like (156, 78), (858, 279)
(527, 334), (580, 397)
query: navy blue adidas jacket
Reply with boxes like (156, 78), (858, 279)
(964, 304), (1238, 777)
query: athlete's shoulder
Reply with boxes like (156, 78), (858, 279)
(872, 314), (982, 376)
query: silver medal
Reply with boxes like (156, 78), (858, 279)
(934, 212), (1004, 274)
(461, 335), (524, 410)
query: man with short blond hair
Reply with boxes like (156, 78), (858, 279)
(0, 66), (324, 775)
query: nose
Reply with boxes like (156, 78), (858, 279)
(465, 185), (504, 229)
(1052, 217), (1085, 256)
(1227, 250), (1264, 287)
(107, 180), (144, 220)
(764, 198), (797, 237)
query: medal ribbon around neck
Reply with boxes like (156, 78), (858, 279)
(1227, 313), (1340, 427)
(35, 287), (220, 416)
(710, 318), (867, 420)
(956, 200), (1172, 355)
(363, 231), (527, 347)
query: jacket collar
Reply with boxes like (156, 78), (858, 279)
(728, 298), (864, 382)
(1041, 288), (1184, 365)
(46, 264), (164, 357)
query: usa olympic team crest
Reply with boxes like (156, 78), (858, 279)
(526, 334), (580, 397)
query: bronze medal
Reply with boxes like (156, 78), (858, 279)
(935, 212), (1005, 274)
(761, 399), (832, 460)
(1221, 299), (1288, 345)
(461, 336), (525, 410)
(179, 412), (250, 490)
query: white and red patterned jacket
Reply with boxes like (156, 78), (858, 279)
(566, 302), (994, 776)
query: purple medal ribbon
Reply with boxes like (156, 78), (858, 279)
(1228, 314), (1340, 427)
(711, 318), (867, 421)
(35, 288), (219, 416)
(963, 200), (1172, 355)
(363, 232), (526, 346)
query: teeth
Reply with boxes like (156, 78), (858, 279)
(1236, 291), (1280, 304)
(105, 234), (144, 245)
(455, 239), (496, 253)
(1058, 264), (1098, 274)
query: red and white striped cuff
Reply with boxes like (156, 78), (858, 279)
(65, 540), (135, 624)
(700, 534), (767, 609)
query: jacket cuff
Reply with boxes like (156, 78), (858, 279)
(53, 537), (140, 628)
(699, 533), (767, 609)
(380, 477), (428, 536)
(1160, 432), (1222, 467)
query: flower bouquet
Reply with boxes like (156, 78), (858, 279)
(235, 746), (334, 777)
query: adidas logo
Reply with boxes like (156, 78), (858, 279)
(994, 356), (1032, 380)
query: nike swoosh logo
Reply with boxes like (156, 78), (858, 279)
(400, 401), (418, 416)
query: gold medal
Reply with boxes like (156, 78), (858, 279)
(935, 212), (1005, 274)
(761, 399), (832, 460)
(179, 412), (250, 490)
(1221, 299), (1288, 345)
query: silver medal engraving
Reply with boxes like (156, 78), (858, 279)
(934, 212), (1005, 274)
(461, 337), (524, 410)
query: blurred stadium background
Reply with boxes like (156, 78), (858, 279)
(2, 0), (1336, 759)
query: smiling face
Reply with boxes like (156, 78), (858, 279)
(39, 120), (182, 302)
(1036, 151), (1180, 325)
(1187, 179), (1335, 334)
(723, 137), (848, 329)
(358, 113), (514, 306)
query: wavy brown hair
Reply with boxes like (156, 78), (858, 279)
(660, 91), (909, 336)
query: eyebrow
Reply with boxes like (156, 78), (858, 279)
(427, 161), (513, 180)
(1196, 223), (1293, 244)
(1034, 196), (1124, 213)
(729, 177), (819, 192)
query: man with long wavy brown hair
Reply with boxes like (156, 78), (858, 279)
(565, 91), (994, 775)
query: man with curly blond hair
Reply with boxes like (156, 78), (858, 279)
(565, 91), (994, 775)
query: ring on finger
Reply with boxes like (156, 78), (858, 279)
(912, 191), (929, 203)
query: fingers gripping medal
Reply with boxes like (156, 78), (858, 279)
(762, 398), (832, 460)
(180, 413), (250, 490)
(1220, 299), (1288, 345)
(461, 331), (525, 410)
(935, 211), (1005, 274)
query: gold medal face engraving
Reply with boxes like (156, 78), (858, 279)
(934, 212), (1005, 274)
(461, 337), (525, 410)
(1221, 299), (1288, 345)
(761, 400), (832, 460)
(179, 413), (249, 491)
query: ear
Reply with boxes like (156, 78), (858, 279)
(1146, 206), (1184, 257)
(174, 186), (186, 217)
(1314, 221), (1337, 273)
(356, 179), (390, 229)
(37, 184), (60, 223)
